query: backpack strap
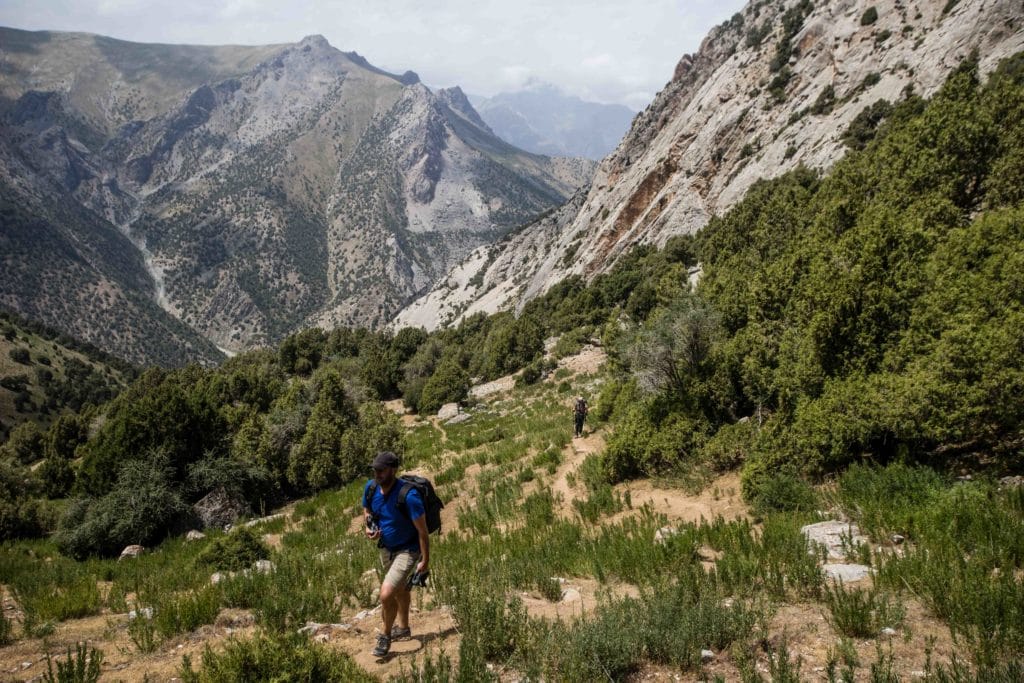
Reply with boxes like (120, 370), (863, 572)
(396, 482), (413, 521)
(364, 480), (378, 509)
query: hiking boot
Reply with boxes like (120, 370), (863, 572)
(372, 634), (391, 657)
(391, 625), (411, 640)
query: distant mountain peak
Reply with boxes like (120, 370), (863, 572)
(474, 86), (634, 160)
(437, 86), (492, 133)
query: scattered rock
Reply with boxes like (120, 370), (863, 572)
(701, 649), (715, 663)
(186, 530), (206, 541)
(881, 626), (898, 636)
(561, 588), (582, 603)
(654, 526), (678, 544)
(128, 607), (153, 620)
(445, 412), (472, 425)
(253, 559), (275, 574)
(245, 513), (286, 528)
(210, 571), (236, 585)
(437, 402), (461, 420)
(823, 563), (872, 582)
(801, 521), (868, 560)
(891, 534), (905, 545)
(193, 488), (251, 530)
(119, 545), (145, 560)
(999, 476), (1023, 489)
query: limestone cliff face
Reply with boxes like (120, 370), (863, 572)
(0, 30), (594, 362)
(394, 0), (1024, 331)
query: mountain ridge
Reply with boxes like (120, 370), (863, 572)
(0, 28), (595, 363)
(393, 0), (1024, 331)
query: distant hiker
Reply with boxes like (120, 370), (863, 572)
(573, 395), (588, 438)
(362, 451), (430, 658)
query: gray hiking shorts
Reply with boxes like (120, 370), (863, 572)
(379, 548), (420, 589)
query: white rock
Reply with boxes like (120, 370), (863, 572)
(186, 530), (206, 541)
(881, 627), (898, 637)
(560, 588), (582, 603)
(890, 534), (905, 545)
(701, 649), (715, 663)
(801, 521), (868, 560)
(654, 526), (678, 545)
(437, 402), (460, 420)
(119, 544), (145, 560)
(253, 559), (275, 574)
(823, 563), (872, 582)
(128, 607), (153, 620)
(245, 513), (285, 528)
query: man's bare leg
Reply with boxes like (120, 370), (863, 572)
(380, 582), (398, 637)
(396, 585), (411, 629)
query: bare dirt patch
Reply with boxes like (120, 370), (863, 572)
(556, 344), (606, 377)
(611, 471), (750, 526)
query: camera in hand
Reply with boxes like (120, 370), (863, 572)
(366, 517), (380, 534)
(407, 570), (429, 588)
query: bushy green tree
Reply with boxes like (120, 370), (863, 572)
(0, 421), (45, 465)
(57, 451), (189, 558)
(419, 360), (470, 415)
(287, 368), (357, 493)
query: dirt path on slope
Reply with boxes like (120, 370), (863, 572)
(551, 430), (605, 517)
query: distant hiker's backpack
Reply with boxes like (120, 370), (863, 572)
(574, 398), (588, 415)
(368, 475), (445, 534)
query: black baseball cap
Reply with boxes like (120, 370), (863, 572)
(371, 451), (400, 470)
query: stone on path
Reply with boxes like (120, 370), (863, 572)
(823, 563), (871, 582)
(801, 520), (868, 560)
(186, 530), (206, 541)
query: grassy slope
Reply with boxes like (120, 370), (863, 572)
(0, 314), (133, 440)
(1, 349), (1020, 680)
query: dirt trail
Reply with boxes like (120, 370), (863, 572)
(551, 430), (605, 517)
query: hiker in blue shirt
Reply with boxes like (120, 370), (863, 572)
(362, 451), (429, 658)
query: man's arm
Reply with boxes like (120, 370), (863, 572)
(412, 514), (429, 572)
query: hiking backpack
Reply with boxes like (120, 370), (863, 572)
(368, 475), (445, 534)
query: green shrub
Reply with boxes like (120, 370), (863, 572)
(179, 632), (373, 682)
(824, 581), (905, 638)
(56, 454), (189, 558)
(8, 347), (31, 364)
(419, 360), (469, 414)
(43, 642), (103, 683)
(748, 472), (818, 514)
(0, 609), (12, 646)
(861, 7), (878, 25)
(196, 528), (270, 571)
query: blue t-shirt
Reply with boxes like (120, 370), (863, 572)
(363, 479), (425, 551)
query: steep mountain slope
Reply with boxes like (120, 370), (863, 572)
(0, 30), (594, 361)
(394, 0), (1024, 330)
(0, 309), (134, 440)
(473, 84), (636, 160)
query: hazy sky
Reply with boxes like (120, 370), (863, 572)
(1, 0), (748, 110)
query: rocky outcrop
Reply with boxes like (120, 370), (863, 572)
(193, 487), (251, 529)
(394, 0), (1024, 330)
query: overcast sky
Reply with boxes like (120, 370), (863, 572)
(1, 0), (747, 110)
